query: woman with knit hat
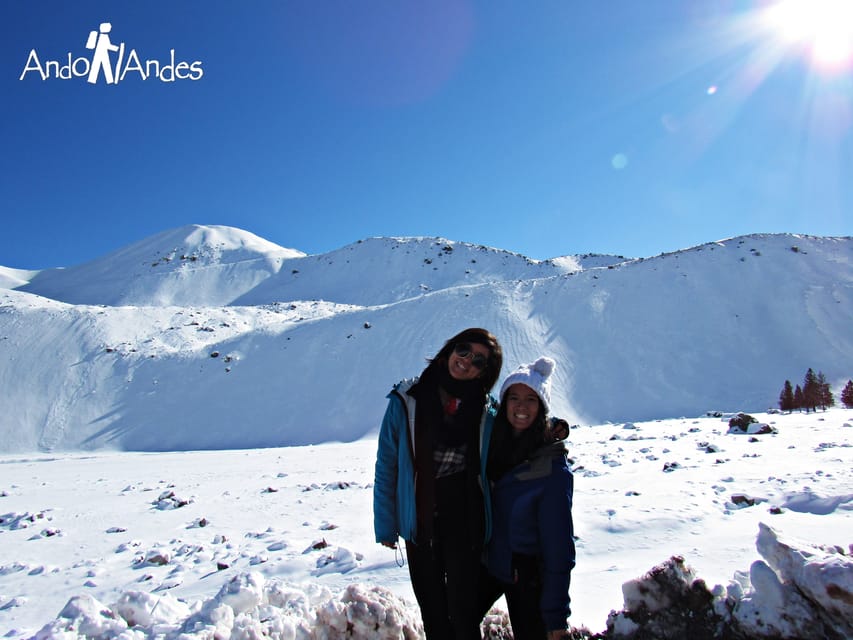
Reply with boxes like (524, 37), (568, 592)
(482, 357), (575, 640)
(373, 328), (503, 640)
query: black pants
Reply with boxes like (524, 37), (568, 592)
(478, 555), (547, 640)
(406, 497), (482, 639)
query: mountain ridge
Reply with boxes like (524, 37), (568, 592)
(7, 225), (630, 307)
(0, 227), (850, 453)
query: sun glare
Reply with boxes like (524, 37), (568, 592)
(764, 0), (853, 69)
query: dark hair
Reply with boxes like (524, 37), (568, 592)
(487, 398), (548, 480)
(430, 327), (503, 394)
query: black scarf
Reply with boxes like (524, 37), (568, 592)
(409, 360), (487, 541)
(487, 411), (547, 482)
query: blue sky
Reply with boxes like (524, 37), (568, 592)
(2, 1), (851, 269)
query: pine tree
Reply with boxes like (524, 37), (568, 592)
(778, 380), (795, 412)
(842, 380), (853, 409)
(816, 372), (834, 410)
(793, 384), (804, 412)
(802, 368), (820, 412)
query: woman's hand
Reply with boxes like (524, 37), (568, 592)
(546, 417), (570, 442)
(380, 540), (397, 549)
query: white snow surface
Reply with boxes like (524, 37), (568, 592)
(0, 411), (851, 637)
(0, 226), (852, 637)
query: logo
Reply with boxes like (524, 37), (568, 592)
(19, 22), (204, 84)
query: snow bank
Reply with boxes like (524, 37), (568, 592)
(32, 524), (852, 640)
(607, 523), (853, 639)
(33, 572), (424, 640)
(733, 523), (853, 638)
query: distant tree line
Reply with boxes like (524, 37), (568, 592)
(778, 368), (853, 412)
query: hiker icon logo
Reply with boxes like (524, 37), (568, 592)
(19, 23), (204, 84)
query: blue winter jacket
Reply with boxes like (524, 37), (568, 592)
(486, 441), (575, 631)
(373, 378), (498, 545)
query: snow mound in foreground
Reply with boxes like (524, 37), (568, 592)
(608, 523), (853, 640)
(31, 524), (852, 640)
(33, 573), (423, 640)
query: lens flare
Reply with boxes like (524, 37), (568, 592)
(763, 0), (853, 70)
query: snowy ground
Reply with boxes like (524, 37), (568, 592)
(1, 409), (851, 638)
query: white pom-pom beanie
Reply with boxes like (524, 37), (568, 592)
(499, 357), (555, 413)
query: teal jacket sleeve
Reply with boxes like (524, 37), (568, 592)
(479, 398), (497, 544)
(373, 393), (404, 544)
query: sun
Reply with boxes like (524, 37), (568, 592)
(763, 0), (853, 70)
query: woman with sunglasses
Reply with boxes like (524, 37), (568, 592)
(480, 357), (575, 639)
(374, 327), (503, 640)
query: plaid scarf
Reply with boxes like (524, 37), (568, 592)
(433, 442), (467, 479)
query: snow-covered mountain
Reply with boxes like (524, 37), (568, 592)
(0, 225), (850, 452)
(231, 236), (598, 307)
(15, 226), (619, 308)
(16, 226), (305, 307)
(0, 266), (39, 290)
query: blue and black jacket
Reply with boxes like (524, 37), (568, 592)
(373, 377), (498, 546)
(485, 440), (575, 631)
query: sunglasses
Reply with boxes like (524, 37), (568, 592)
(453, 342), (489, 370)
